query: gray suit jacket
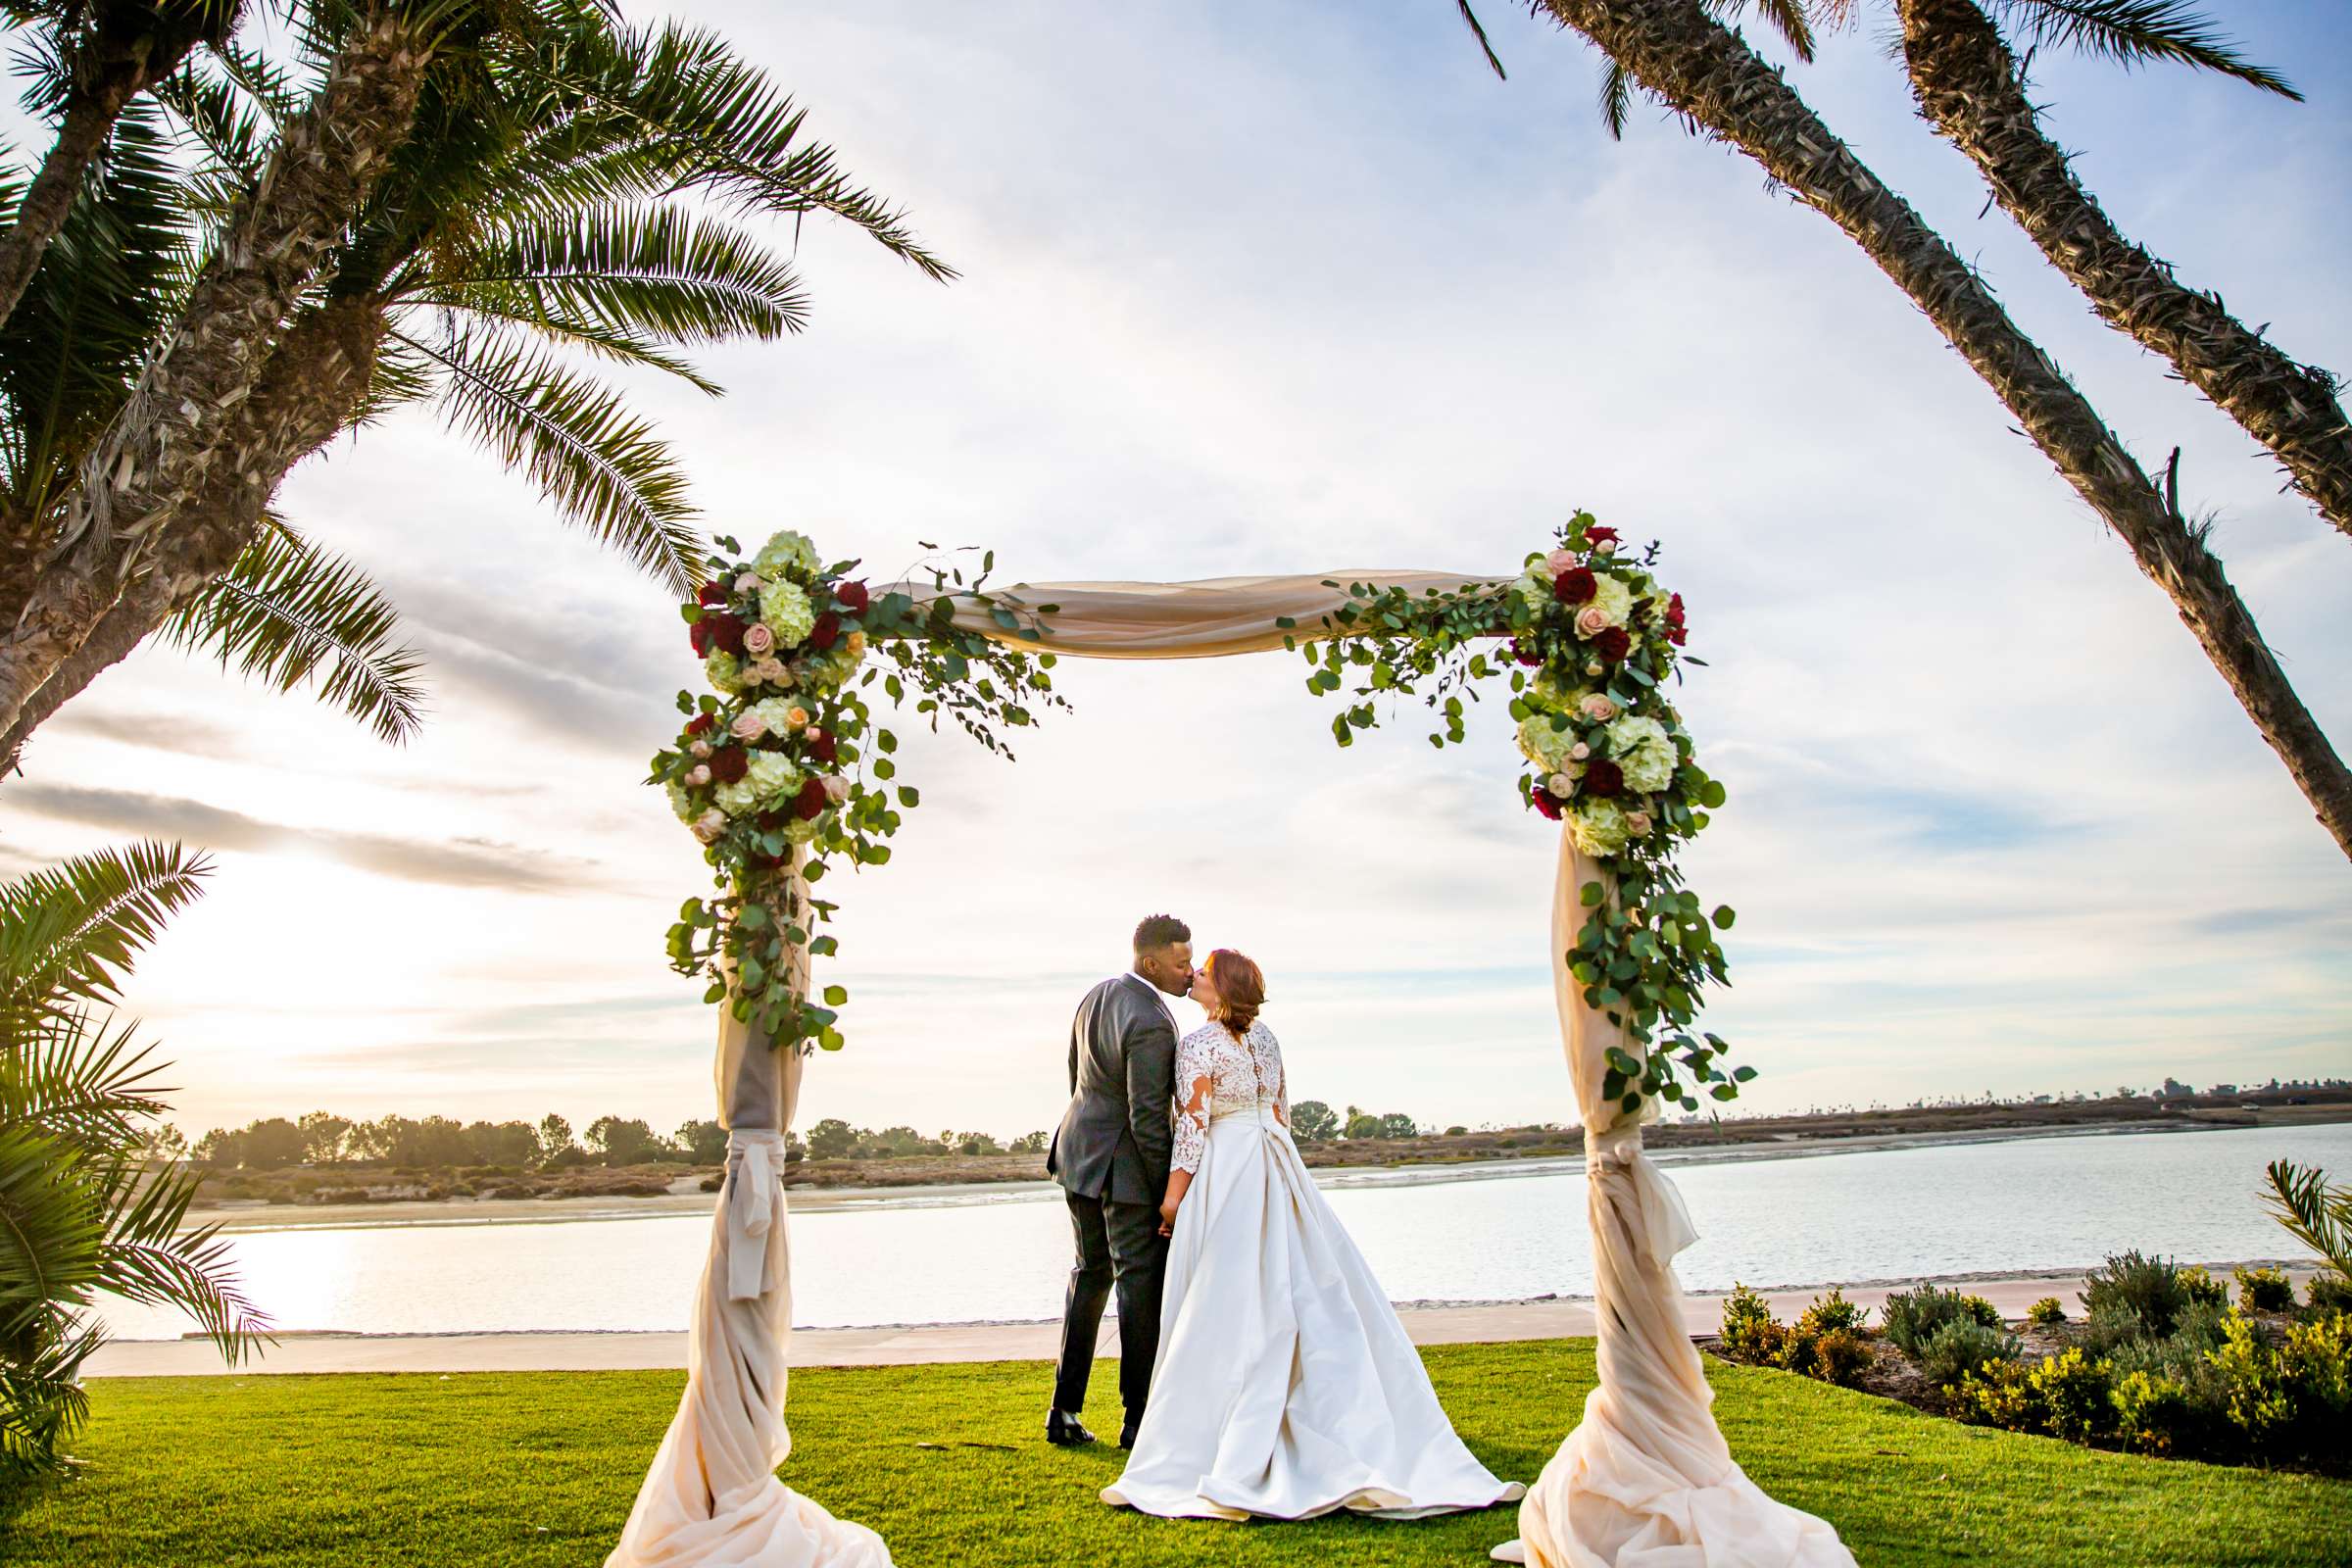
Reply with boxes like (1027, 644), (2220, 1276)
(1046, 972), (1179, 1206)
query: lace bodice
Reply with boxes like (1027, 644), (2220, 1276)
(1171, 1019), (1287, 1173)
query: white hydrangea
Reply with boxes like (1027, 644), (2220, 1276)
(1530, 667), (1592, 712)
(1511, 565), (1551, 613)
(664, 779), (697, 822)
(753, 529), (822, 580)
(759, 579), (816, 648)
(1572, 571), (1633, 636)
(1516, 712), (1580, 773)
(705, 649), (745, 695)
(1567, 798), (1631, 858)
(713, 751), (801, 817)
(1605, 713), (1678, 794)
(745, 697), (805, 737)
(783, 814), (822, 846)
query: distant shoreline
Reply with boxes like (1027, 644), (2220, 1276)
(184, 1102), (2352, 1236)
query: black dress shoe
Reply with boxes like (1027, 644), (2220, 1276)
(1118, 1416), (1142, 1448)
(1045, 1410), (1097, 1446)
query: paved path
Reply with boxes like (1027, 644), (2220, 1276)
(91, 1271), (2288, 1379)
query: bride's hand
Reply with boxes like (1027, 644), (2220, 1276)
(1158, 1196), (1180, 1236)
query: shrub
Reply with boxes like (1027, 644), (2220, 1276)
(2179, 1265), (2228, 1309)
(1883, 1285), (1994, 1355)
(2209, 1311), (2292, 1445)
(2111, 1369), (2198, 1456)
(2309, 1274), (2352, 1313)
(1446, 1125), (1468, 1137)
(2026, 1296), (2068, 1327)
(1916, 1318), (2021, 1387)
(1811, 1327), (1874, 1389)
(1795, 1288), (1868, 1339)
(699, 1173), (724, 1192)
(1719, 1285), (1787, 1365)
(2234, 1265), (2296, 1312)
(2082, 1250), (2192, 1340)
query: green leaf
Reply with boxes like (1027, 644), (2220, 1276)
(822, 985), (848, 1005)
(1712, 906), (1736, 930)
(1581, 880), (1604, 907)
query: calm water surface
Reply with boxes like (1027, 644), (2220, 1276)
(95, 1121), (2351, 1340)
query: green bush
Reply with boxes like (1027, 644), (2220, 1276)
(2178, 1265), (2228, 1309)
(2082, 1250), (2194, 1341)
(2027, 1296), (2068, 1327)
(1810, 1327), (1874, 1389)
(1883, 1284), (1997, 1355)
(1953, 1348), (2115, 1443)
(1794, 1288), (1868, 1338)
(1916, 1318), (2021, 1387)
(2111, 1368), (2199, 1456)
(2233, 1265), (2295, 1312)
(2309, 1274), (2352, 1313)
(1719, 1283), (1785, 1363)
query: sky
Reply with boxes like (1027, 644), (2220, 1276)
(2, 1), (2346, 1146)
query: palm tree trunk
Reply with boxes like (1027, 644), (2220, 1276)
(1893, 0), (2352, 541)
(0, 299), (382, 766)
(0, 11), (429, 742)
(0, 9), (220, 331)
(1531, 0), (2352, 860)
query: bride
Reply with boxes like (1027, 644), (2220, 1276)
(1102, 949), (1524, 1522)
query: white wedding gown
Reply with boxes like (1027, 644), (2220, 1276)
(1102, 1019), (1525, 1522)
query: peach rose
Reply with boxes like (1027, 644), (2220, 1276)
(686, 764), (711, 787)
(731, 711), (767, 742)
(820, 774), (851, 804)
(785, 706), (810, 729)
(743, 622), (776, 656)
(1625, 809), (1653, 837)
(1576, 606), (1612, 637)
(690, 739), (712, 760)
(1579, 694), (1619, 722)
(692, 808), (727, 843)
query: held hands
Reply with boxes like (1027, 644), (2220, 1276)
(1158, 1195), (1180, 1237)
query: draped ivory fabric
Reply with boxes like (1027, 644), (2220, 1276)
(1492, 833), (1855, 1568)
(607, 859), (893, 1568)
(872, 570), (1510, 659)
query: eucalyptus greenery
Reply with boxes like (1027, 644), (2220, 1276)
(1293, 512), (1752, 1116)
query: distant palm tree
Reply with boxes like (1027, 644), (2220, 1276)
(0, 3), (947, 759)
(1469, 0), (2352, 858)
(0, 841), (267, 1487)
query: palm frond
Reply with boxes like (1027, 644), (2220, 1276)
(0, 1011), (173, 1151)
(1599, 57), (1634, 139)
(1718, 0), (1818, 61)
(396, 323), (698, 594)
(0, 1126), (102, 1341)
(2261, 1158), (2352, 1277)
(1454, 1), (1509, 79)
(164, 523), (428, 744)
(0, 842), (210, 1032)
(1990, 0), (2300, 98)
(0, 1302), (98, 1485)
(84, 1152), (268, 1360)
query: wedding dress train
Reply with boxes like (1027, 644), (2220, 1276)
(1102, 1019), (1524, 1522)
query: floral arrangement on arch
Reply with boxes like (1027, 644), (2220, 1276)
(1292, 511), (1749, 1116)
(654, 530), (1065, 1052)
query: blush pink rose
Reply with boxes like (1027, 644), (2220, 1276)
(754, 659), (791, 686)
(1576, 606), (1612, 637)
(803, 726), (822, 742)
(692, 808), (728, 843)
(735, 572), (763, 594)
(1570, 741), (1592, 760)
(1544, 549), (1578, 576)
(820, 774), (851, 804)
(686, 764), (711, 787)
(1625, 809), (1654, 837)
(743, 623), (776, 656)
(690, 739), (712, 760)
(1547, 772), (1578, 798)
(731, 711), (767, 742)
(1578, 694), (1618, 722)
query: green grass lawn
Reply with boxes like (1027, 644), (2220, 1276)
(6, 1341), (2346, 1566)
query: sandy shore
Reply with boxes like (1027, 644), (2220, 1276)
(83, 1265), (2320, 1378)
(182, 1113), (2307, 1236)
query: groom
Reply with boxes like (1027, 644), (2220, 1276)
(1043, 912), (1193, 1448)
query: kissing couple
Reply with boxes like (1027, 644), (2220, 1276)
(1045, 913), (1525, 1522)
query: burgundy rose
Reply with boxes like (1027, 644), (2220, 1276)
(696, 580), (729, 608)
(833, 580), (870, 613)
(1553, 567), (1597, 606)
(704, 612), (748, 657)
(1531, 787), (1563, 821)
(689, 617), (712, 657)
(1584, 759), (1625, 798)
(754, 809), (785, 832)
(1666, 592), (1689, 647)
(1586, 525), (1620, 547)
(793, 775), (829, 820)
(1509, 637), (1543, 667)
(709, 746), (750, 785)
(807, 728), (838, 765)
(1593, 625), (1633, 663)
(808, 612), (842, 652)
(684, 712), (714, 738)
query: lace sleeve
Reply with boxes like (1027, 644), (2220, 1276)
(1262, 1023), (1288, 1126)
(1171, 1030), (1212, 1174)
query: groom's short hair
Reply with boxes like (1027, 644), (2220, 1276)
(1133, 913), (1191, 953)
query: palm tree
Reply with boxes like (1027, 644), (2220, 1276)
(0, 0), (240, 328)
(0, 840), (267, 1486)
(1889, 0), (2352, 545)
(0, 5), (948, 760)
(2262, 1159), (2351, 1287)
(1474, 0), (2352, 859)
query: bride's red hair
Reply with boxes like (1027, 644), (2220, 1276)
(1203, 950), (1265, 1038)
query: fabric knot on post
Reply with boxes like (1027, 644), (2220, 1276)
(725, 1129), (787, 1301)
(1582, 1115), (1698, 1271)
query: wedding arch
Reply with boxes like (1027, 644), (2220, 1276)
(603, 521), (1856, 1568)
